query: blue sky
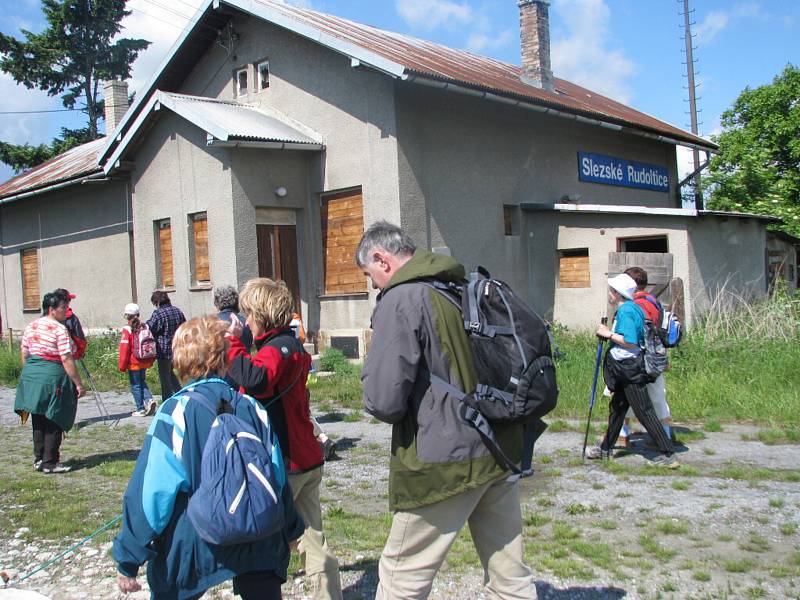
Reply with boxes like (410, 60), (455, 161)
(1, 0), (798, 185)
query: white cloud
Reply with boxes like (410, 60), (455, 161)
(466, 28), (514, 54)
(395, 0), (473, 31)
(695, 11), (729, 45)
(550, 0), (636, 103)
(695, 3), (770, 46)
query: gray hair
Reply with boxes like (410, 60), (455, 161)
(213, 285), (240, 311)
(355, 220), (416, 267)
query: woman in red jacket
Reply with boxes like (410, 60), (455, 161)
(227, 279), (342, 600)
(118, 303), (157, 416)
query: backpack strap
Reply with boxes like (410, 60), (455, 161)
(260, 335), (306, 410)
(429, 373), (521, 477)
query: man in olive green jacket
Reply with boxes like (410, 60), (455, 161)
(357, 221), (535, 600)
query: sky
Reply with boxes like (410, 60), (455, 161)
(0, 0), (798, 187)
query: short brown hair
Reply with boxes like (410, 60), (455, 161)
(172, 316), (230, 381)
(624, 267), (648, 290)
(239, 278), (294, 331)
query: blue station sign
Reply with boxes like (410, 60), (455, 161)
(577, 152), (670, 193)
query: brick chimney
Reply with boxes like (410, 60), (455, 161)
(103, 80), (129, 135)
(518, 0), (555, 92)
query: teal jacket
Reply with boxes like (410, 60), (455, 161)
(362, 250), (522, 510)
(15, 356), (78, 431)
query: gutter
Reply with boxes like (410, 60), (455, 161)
(404, 74), (716, 154)
(0, 171), (106, 206)
(206, 139), (324, 151)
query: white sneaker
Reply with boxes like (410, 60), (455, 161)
(42, 463), (71, 474)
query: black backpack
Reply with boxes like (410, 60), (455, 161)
(419, 267), (559, 474)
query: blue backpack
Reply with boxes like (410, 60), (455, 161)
(185, 380), (285, 546)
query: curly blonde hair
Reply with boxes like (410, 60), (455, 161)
(239, 278), (294, 331)
(172, 316), (230, 381)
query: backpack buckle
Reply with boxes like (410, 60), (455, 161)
(468, 321), (481, 332)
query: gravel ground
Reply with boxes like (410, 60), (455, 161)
(1, 385), (799, 600)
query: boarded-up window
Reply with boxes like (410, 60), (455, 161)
(503, 205), (519, 236)
(21, 248), (40, 310)
(559, 249), (590, 288)
(321, 188), (366, 295)
(156, 219), (174, 289)
(190, 213), (210, 284)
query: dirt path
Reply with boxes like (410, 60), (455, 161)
(1, 386), (799, 600)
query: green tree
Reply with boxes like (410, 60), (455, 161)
(0, 0), (149, 172)
(707, 65), (800, 236)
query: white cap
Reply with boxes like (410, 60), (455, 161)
(608, 273), (637, 300)
(124, 302), (140, 315)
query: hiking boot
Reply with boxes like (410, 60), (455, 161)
(131, 409), (148, 417)
(321, 438), (337, 461)
(520, 468), (535, 478)
(651, 454), (680, 469)
(584, 446), (611, 460)
(42, 463), (72, 474)
(146, 400), (158, 416)
(33, 460), (42, 471)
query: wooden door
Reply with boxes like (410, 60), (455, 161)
(257, 224), (301, 309)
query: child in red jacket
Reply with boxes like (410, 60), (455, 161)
(227, 279), (343, 600)
(118, 303), (157, 417)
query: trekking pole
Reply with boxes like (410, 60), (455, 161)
(79, 361), (110, 423)
(582, 317), (608, 460)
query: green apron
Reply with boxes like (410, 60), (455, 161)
(14, 356), (79, 431)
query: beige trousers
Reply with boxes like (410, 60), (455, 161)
(376, 477), (536, 600)
(288, 467), (343, 600)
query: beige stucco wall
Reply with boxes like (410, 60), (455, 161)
(0, 181), (133, 330)
(686, 217), (768, 317)
(523, 210), (768, 331)
(172, 14), (404, 335)
(393, 83), (680, 299)
(129, 112), (235, 320)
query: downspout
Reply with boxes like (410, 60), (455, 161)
(0, 203), (8, 331)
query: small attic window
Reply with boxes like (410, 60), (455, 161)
(236, 68), (248, 97)
(257, 61), (270, 90)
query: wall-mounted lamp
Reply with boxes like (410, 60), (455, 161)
(274, 186), (288, 198)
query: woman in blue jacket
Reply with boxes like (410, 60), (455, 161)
(113, 316), (304, 599)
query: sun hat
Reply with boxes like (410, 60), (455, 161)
(607, 273), (637, 300)
(124, 303), (140, 316)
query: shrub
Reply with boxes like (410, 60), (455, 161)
(318, 347), (355, 375)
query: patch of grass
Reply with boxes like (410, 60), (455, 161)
(745, 586), (766, 599)
(675, 430), (706, 442)
(308, 369), (363, 411)
(655, 519), (689, 535)
(551, 521), (581, 541)
(723, 558), (756, 573)
(757, 427), (800, 445)
(703, 447), (717, 455)
(769, 497), (785, 508)
(671, 480), (692, 491)
(717, 533), (734, 542)
(564, 503), (599, 515)
(524, 514), (551, 528)
(739, 531), (771, 553)
(594, 520), (617, 530)
(536, 497), (554, 508)
(638, 534), (676, 561)
(539, 454), (553, 464)
(661, 581), (678, 592)
(547, 419), (571, 433)
(342, 411), (363, 423)
(708, 502), (724, 511)
(714, 463), (800, 483)
(703, 421), (724, 432)
(779, 523), (798, 536)
(693, 570), (711, 582)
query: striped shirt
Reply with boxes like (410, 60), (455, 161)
(22, 317), (76, 362)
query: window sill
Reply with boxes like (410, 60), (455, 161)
(318, 292), (369, 300)
(23, 308), (40, 313)
(189, 283), (212, 292)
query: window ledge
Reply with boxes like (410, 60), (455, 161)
(318, 292), (369, 300)
(189, 284), (212, 292)
(22, 308), (40, 313)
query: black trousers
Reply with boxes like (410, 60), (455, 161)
(600, 381), (674, 454)
(185, 570), (283, 600)
(32, 413), (63, 468)
(156, 357), (182, 400)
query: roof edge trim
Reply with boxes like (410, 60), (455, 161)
(0, 171), (104, 205)
(520, 202), (780, 223)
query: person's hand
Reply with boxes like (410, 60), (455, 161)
(75, 383), (85, 398)
(596, 324), (612, 340)
(117, 574), (141, 593)
(226, 313), (243, 339)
